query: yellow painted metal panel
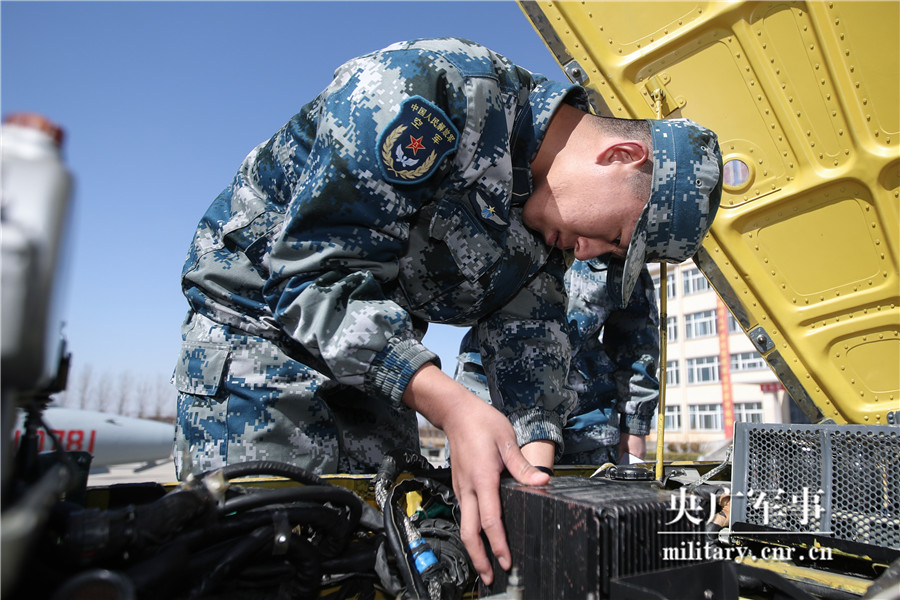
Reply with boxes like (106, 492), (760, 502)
(740, 556), (875, 596)
(519, 0), (900, 424)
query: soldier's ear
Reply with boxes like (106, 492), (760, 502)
(596, 141), (650, 168)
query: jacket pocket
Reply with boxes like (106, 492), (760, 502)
(429, 195), (502, 283)
(173, 341), (230, 396)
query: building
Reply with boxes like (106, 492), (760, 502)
(646, 261), (798, 455)
(418, 421), (448, 467)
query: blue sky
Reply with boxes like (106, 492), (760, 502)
(1, 1), (565, 387)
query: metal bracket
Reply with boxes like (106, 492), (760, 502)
(563, 59), (588, 85)
(748, 326), (774, 354)
(643, 74), (683, 117)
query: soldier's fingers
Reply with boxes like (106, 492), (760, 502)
(505, 441), (552, 487)
(457, 489), (494, 585)
(477, 480), (511, 579)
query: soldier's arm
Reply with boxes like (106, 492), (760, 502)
(477, 250), (577, 462)
(605, 266), (661, 437)
(457, 325), (560, 470)
(261, 46), (463, 403)
(402, 362), (550, 585)
(618, 432), (648, 460)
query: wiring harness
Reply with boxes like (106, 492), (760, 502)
(374, 449), (474, 600)
(5, 426), (474, 600)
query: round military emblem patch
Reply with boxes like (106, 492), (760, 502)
(377, 95), (459, 185)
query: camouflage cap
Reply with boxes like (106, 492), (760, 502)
(608, 118), (723, 308)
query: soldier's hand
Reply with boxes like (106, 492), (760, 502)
(401, 363), (550, 585)
(618, 432), (647, 461)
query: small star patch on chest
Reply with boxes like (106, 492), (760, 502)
(377, 95), (459, 185)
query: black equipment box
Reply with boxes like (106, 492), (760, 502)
(482, 475), (711, 599)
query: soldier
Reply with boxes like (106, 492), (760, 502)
(456, 258), (660, 469)
(173, 38), (722, 584)
(564, 260), (660, 465)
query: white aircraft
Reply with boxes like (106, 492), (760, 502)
(11, 406), (174, 469)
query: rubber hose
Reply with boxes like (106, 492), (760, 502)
(214, 460), (323, 486)
(188, 525), (273, 599)
(283, 534), (324, 600)
(318, 537), (379, 574)
(382, 491), (420, 598)
(221, 486), (361, 529)
(124, 504), (339, 593)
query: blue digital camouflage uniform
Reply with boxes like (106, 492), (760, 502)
(456, 258), (660, 466)
(173, 38), (584, 478)
(561, 259), (659, 465)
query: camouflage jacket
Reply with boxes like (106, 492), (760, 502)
(180, 38), (584, 449)
(457, 258), (660, 455)
(563, 259), (660, 452)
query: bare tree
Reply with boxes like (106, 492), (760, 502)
(151, 375), (176, 421)
(134, 376), (154, 419)
(48, 362), (179, 420)
(94, 371), (114, 413)
(72, 365), (94, 410)
(114, 372), (133, 416)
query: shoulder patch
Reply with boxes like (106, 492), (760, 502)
(377, 95), (459, 185)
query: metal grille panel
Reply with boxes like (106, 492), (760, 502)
(732, 423), (900, 550)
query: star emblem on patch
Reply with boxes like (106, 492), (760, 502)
(377, 96), (460, 185)
(406, 135), (425, 155)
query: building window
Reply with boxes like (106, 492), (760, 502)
(730, 351), (767, 372)
(687, 356), (720, 384)
(665, 405), (682, 431)
(685, 310), (717, 339)
(666, 316), (679, 341)
(652, 269), (678, 304)
(735, 402), (764, 423)
(666, 270), (677, 298)
(727, 313), (743, 334)
(689, 403), (722, 431)
(682, 267), (711, 295)
(666, 360), (680, 385)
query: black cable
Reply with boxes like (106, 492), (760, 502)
(168, 504), (340, 553)
(30, 458), (382, 599)
(188, 524), (272, 599)
(124, 536), (192, 595)
(214, 460), (323, 485)
(221, 485), (359, 517)
(126, 502), (346, 592)
(122, 496), (351, 595)
(382, 486), (421, 598)
(375, 452), (421, 597)
(386, 483), (430, 599)
(220, 486), (361, 556)
(282, 534), (324, 600)
(57, 481), (215, 566)
(374, 449), (461, 599)
(127, 534), (259, 598)
(319, 536), (380, 574)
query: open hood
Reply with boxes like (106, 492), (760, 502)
(518, 0), (899, 425)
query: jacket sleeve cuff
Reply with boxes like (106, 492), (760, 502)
(367, 338), (440, 406)
(507, 408), (565, 460)
(621, 414), (652, 436)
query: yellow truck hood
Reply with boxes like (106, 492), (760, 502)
(519, 0), (899, 425)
